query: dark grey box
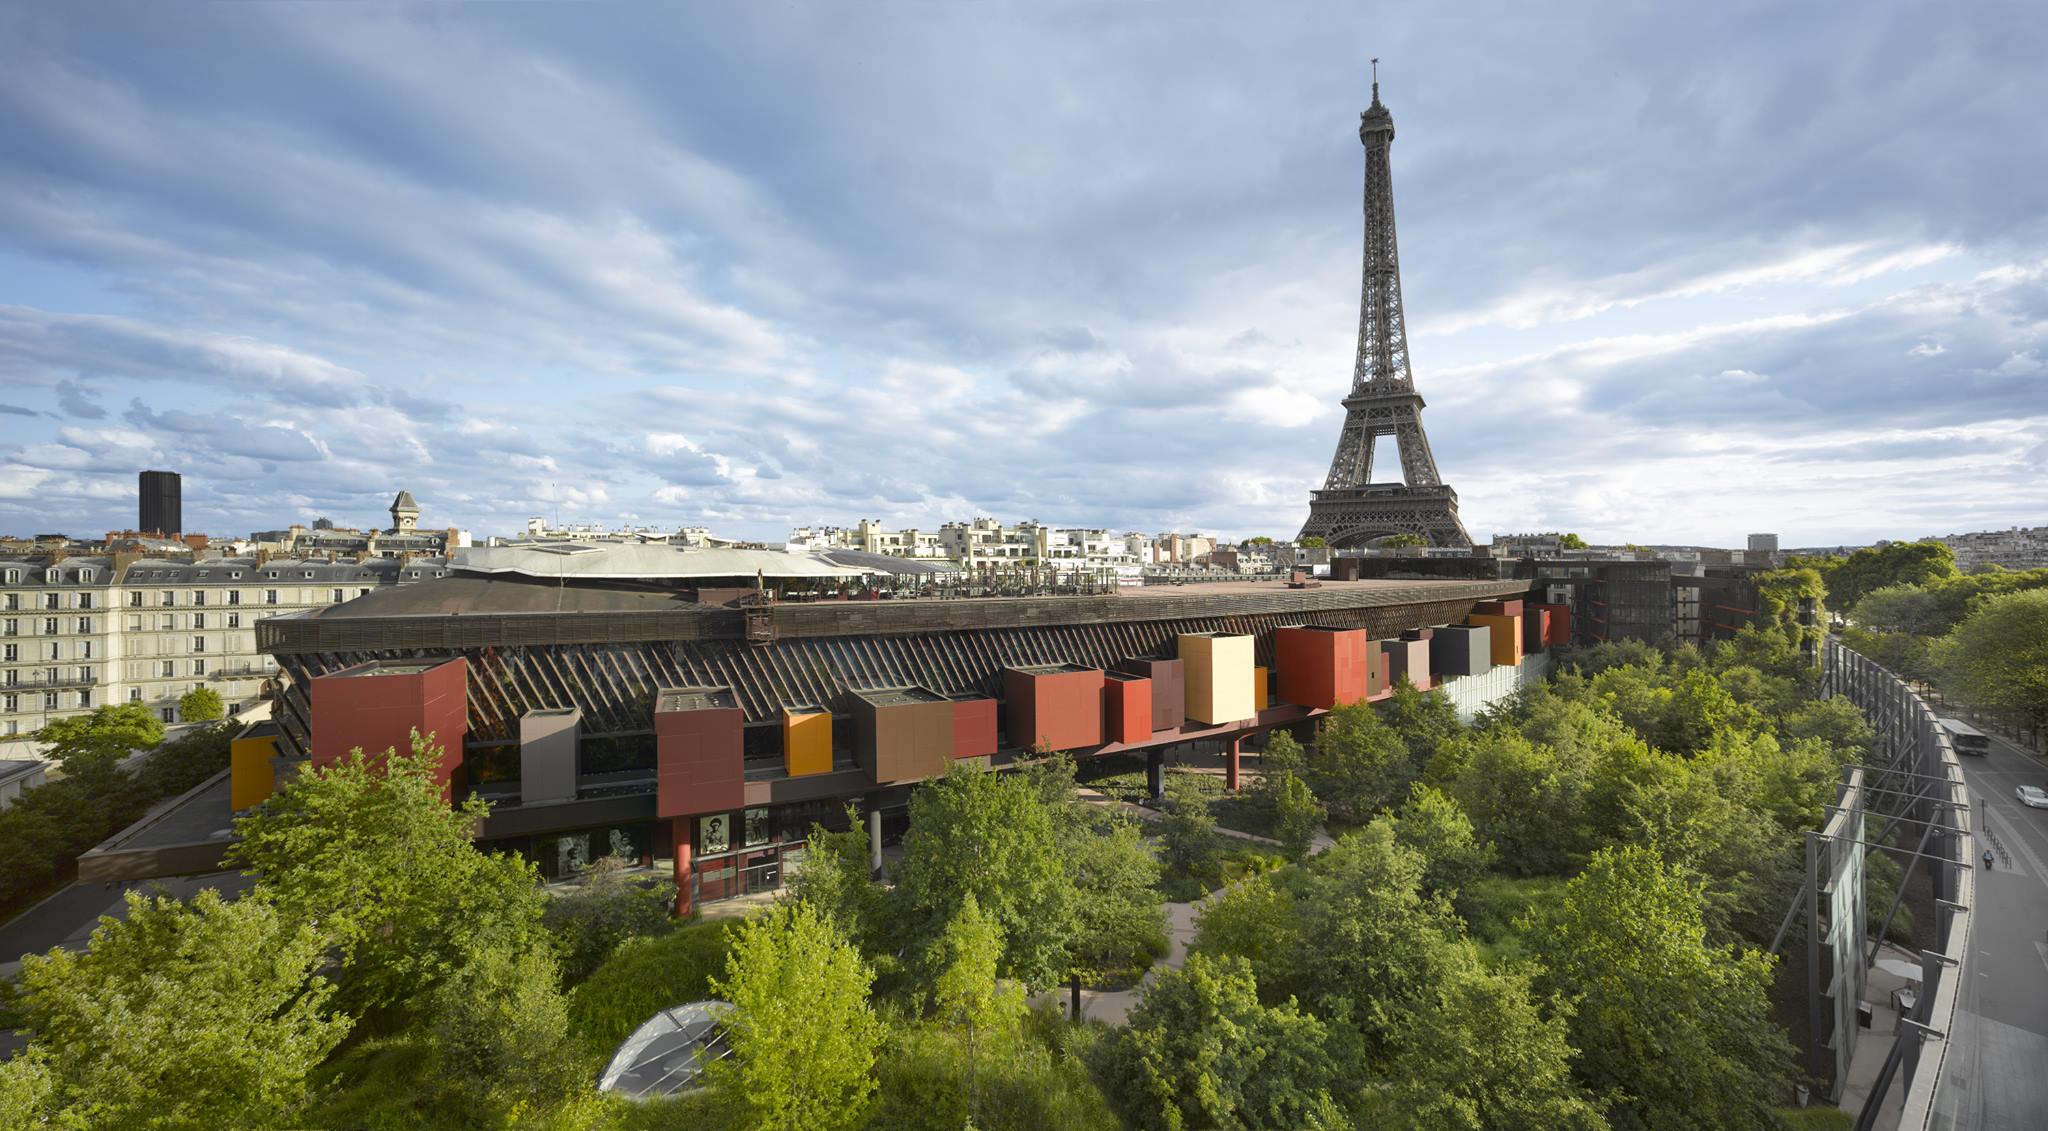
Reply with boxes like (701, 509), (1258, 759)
(1430, 624), (1491, 678)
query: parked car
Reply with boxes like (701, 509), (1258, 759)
(2017, 785), (2048, 810)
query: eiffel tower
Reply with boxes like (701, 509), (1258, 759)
(1298, 65), (1472, 550)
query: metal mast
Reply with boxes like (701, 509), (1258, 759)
(1299, 62), (1472, 549)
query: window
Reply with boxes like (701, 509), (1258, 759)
(77, 569), (94, 584)
(77, 689), (89, 708)
(44, 593), (60, 610)
(78, 593), (93, 610)
(226, 612), (241, 628)
(79, 641), (91, 659)
(331, 589), (344, 603)
(265, 570), (278, 580)
(45, 692), (58, 710)
(129, 688), (141, 702)
(360, 588), (372, 597)
(193, 591), (206, 607)
(78, 666), (92, 683)
(161, 660), (176, 677)
(228, 590), (241, 606)
(193, 613), (206, 630)
(2, 693), (13, 713)
(76, 618), (91, 634)
(127, 615), (142, 632)
(229, 571), (242, 580)
(44, 569), (58, 585)
(3, 594), (16, 610)
(158, 614), (175, 631)
(45, 643), (58, 661)
(129, 591), (143, 607)
(42, 618), (57, 635)
(1, 568), (15, 583)
(192, 636), (206, 653)
(193, 658), (206, 675)
(161, 707), (175, 723)
(265, 590), (279, 605)
(302, 571), (314, 579)
(2, 644), (14, 662)
(161, 591), (175, 606)
(2, 619), (13, 636)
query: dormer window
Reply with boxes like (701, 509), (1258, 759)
(76, 569), (94, 583)
(44, 569), (58, 584)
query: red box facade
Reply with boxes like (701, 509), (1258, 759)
(655, 687), (744, 819)
(1115, 658), (1185, 732)
(1534, 603), (1574, 646)
(1473, 599), (1526, 618)
(1273, 626), (1372, 709)
(1523, 608), (1552, 653)
(1004, 664), (1106, 752)
(311, 658), (469, 793)
(947, 693), (998, 759)
(1104, 673), (1153, 744)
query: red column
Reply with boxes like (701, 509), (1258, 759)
(1226, 736), (1242, 792)
(673, 816), (694, 918)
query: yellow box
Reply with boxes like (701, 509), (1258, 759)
(1467, 614), (1524, 668)
(1254, 666), (1270, 711)
(1179, 632), (1256, 725)
(230, 735), (279, 810)
(783, 705), (833, 777)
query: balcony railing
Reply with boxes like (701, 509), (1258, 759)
(1, 674), (98, 689)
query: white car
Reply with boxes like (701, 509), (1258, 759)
(2017, 785), (2048, 810)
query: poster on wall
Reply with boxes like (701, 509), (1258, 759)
(700, 813), (731, 855)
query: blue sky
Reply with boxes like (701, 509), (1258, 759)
(1, 3), (2043, 547)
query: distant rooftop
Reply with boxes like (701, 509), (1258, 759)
(458, 543), (869, 582)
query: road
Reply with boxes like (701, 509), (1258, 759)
(1936, 729), (2048, 1129)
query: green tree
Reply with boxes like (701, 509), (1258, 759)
(1299, 536), (1328, 549)
(708, 902), (883, 1131)
(897, 764), (1079, 990)
(1448, 728), (1592, 876)
(1391, 783), (1494, 903)
(1529, 845), (1793, 1131)
(1381, 533), (1427, 549)
(1850, 584), (1947, 635)
(1371, 960), (1608, 1131)
(1159, 774), (1223, 890)
(1244, 535), (1276, 545)
(11, 889), (348, 1130)
(227, 730), (546, 1019)
(1267, 770), (1324, 862)
(790, 806), (888, 955)
(924, 892), (1026, 1118)
(1305, 703), (1415, 823)
(1823, 540), (1958, 609)
(0, 1048), (55, 1129)
(1191, 871), (1300, 983)
(1280, 820), (1461, 1043)
(32, 702), (164, 779)
(432, 943), (581, 1107)
(1559, 532), (1589, 550)
(1102, 953), (1354, 1131)
(1068, 811), (1167, 982)
(176, 686), (225, 723)
(1943, 589), (2048, 735)
(1380, 679), (1464, 770)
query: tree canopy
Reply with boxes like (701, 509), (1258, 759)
(32, 702), (164, 778)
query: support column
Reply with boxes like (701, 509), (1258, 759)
(673, 816), (695, 918)
(868, 803), (884, 881)
(1226, 736), (1243, 792)
(1146, 749), (1165, 802)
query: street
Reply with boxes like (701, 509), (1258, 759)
(1936, 729), (2048, 1129)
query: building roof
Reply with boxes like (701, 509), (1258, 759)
(456, 543), (871, 582)
(392, 490), (419, 511)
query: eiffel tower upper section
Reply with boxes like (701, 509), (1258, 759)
(1298, 69), (1473, 550)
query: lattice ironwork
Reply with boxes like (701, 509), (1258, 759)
(1301, 69), (1472, 550)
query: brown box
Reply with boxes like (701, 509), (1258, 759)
(852, 686), (954, 783)
(1115, 657), (1185, 731)
(655, 686), (744, 818)
(1004, 663), (1106, 751)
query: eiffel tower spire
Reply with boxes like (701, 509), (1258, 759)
(1299, 67), (1472, 550)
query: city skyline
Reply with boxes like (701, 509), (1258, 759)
(2, 5), (2045, 546)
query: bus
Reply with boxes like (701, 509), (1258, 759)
(1937, 717), (1990, 756)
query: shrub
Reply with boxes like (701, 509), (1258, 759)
(542, 857), (677, 983)
(567, 921), (733, 1057)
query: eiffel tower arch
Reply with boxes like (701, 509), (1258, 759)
(1298, 67), (1472, 551)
